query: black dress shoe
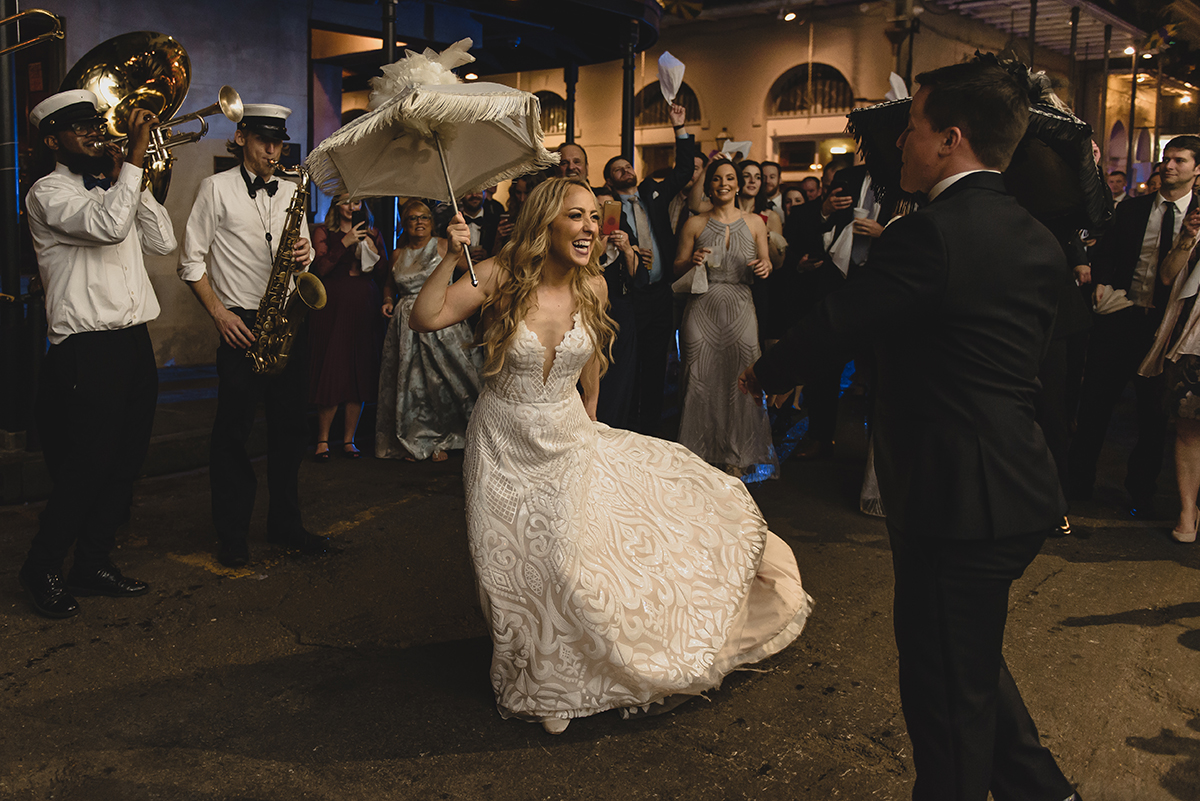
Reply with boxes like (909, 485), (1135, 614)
(19, 570), (80, 618)
(65, 564), (148, 597)
(268, 530), (330, 556)
(217, 541), (250, 568)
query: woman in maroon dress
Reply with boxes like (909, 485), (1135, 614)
(308, 200), (387, 459)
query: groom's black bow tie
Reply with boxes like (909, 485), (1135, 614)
(241, 167), (278, 198)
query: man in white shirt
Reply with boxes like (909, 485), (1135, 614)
(1107, 170), (1127, 204)
(761, 160), (784, 218)
(19, 90), (176, 619)
(1068, 136), (1200, 515)
(178, 104), (322, 568)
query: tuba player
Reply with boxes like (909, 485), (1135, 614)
(19, 90), (176, 618)
(178, 103), (326, 568)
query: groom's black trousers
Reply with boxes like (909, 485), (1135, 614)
(889, 526), (1074, 801)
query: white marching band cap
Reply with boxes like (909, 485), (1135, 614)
(29, 89), (104, 134)
(239, 103), (292, 141)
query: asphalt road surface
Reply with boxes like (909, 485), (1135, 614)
(3, 431), (1199, 800)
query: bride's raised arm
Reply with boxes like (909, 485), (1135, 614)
(410, 213), (500, 332)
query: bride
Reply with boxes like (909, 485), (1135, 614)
(411, 177), (813, 734)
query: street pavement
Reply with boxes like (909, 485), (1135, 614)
(2, 407), (1200, 800)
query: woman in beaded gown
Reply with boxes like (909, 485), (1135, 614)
(674, 159), (779, 479)
(375, 200), (483, 461)
(410, 178), (812, 735)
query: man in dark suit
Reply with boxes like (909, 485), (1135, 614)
(601, 103), (695, 435)
(741, 60), (1078, 801)
(1068, 137), (1200, 515)
(434, 189), (500, 261)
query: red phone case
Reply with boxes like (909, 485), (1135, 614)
(601, 202), (621, 236)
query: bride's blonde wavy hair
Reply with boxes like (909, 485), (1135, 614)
(474, 177), (617, 377)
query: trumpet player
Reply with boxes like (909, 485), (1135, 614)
(19, 89), (177, 618)
(178, 104), (326, 568)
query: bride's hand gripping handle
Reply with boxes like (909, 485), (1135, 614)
(410, 213), (491, 333)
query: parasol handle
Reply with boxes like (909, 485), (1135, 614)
(433, 132), (479, 287)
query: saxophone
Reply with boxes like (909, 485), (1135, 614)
(246, 164), (326, 376)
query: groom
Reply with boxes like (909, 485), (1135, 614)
(741, 60), (1079, 801)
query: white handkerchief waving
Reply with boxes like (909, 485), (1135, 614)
(885, 72), (910, 101)
(658, 52), (685, 104)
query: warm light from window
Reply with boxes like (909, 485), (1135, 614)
(464, 73), (479, 81)
(1124, 46), (1135, 55)
(829, 146), (848, 154)
(784, 11), (797, 21)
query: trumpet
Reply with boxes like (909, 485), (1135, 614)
(99, 86), (243, 202)
(0, 9), (63, 57)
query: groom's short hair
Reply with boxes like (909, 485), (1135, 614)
(915, 60), (1030, 172)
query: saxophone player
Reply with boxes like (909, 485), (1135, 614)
(19, 90), (176, 618)
(178, 104), (326, 568)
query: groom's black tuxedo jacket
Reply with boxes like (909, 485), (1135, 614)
(756, 171), (1068, 539)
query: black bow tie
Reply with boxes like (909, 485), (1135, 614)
(465, 216), (484, 226)
(242, 167), (278, 198)
(83, 174), (111, 191)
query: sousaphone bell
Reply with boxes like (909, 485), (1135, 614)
(63, 31), (243, 202)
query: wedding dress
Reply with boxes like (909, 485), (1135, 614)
(463, 312), (814, 727)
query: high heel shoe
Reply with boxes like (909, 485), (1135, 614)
(341, 442), (361, 459)
(314, 441), (330, 462)
(1171, 520), (1198, 544)
(541, 716), (569, 735)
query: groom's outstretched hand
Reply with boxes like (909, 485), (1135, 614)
(738, 364), (763, 399)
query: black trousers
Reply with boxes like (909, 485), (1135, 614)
(24, 325), (158, 574)
(210, 309), (308, 547)
(1068, 306), (1166, 502)
(889, 526), (1073, 801)
(1035, 338), (1070, 492)
(629, 280), (673, 437)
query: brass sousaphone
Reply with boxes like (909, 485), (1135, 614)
(63, 31), (243, 202)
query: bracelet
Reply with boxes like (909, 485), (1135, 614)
(672, 124), (684, 131)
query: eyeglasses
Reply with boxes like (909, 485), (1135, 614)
(66, 121), (106, 136)
(404, 215), (432, 223)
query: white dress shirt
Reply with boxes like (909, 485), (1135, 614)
(178, 166), (311, 311)
(765, 192), (784, 219)
(27, 162), (177, 345)
(462, 207), (485, 250)
(1129, 191), (1191, 308)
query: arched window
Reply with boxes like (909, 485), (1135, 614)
(535, 91), (568, 135)
(634, 81), (701, 127)
(767, 64), (854, 117)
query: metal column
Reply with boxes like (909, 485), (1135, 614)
(0, 0), (24, 434)
(1029, 0), (1037, 74)
(564, 62), (577, 144)
(1127, 47), (1137, 179)
(1155, 57), (1163, 160)
(621, 19), (638, 164)
(1100, 25), (1111, 168)
(1068, 6), (1079, 110)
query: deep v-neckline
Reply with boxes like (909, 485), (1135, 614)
(522, 313), (580, 384)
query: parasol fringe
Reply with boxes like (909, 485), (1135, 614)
(308, 85), (544, 165)
(404, 88), (543, 126)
